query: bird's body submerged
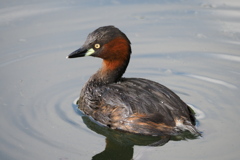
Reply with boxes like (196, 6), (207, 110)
(68, 25), (200, 136)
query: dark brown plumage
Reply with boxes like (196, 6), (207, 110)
(68, 25), (200, 136)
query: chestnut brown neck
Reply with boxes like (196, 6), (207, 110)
(91, 37), (131, 85)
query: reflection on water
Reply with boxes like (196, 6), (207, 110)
(74, 103), (200, 160)
(1, 0), (240, 160)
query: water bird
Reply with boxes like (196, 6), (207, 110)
(67, 25), (200, 136)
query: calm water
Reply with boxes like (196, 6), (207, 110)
(1, 0), (240, 160)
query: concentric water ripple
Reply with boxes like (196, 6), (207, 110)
(1, 1), (240, 160)
(1, 52), (239, 160)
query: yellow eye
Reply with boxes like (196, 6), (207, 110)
(94, 44), (101, 49)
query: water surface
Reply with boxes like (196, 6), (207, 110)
(1, 0), (240, 159)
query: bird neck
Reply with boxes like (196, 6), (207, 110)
(90, 58), (130, 85)
(89, 37), (131, 85)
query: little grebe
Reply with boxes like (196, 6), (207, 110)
(68, 26), (200, 136)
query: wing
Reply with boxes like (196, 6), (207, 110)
(95, 78), (195, 126)
(79, 77), (198, 135)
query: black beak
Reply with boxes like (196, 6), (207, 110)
(67, 47), (88, 59)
